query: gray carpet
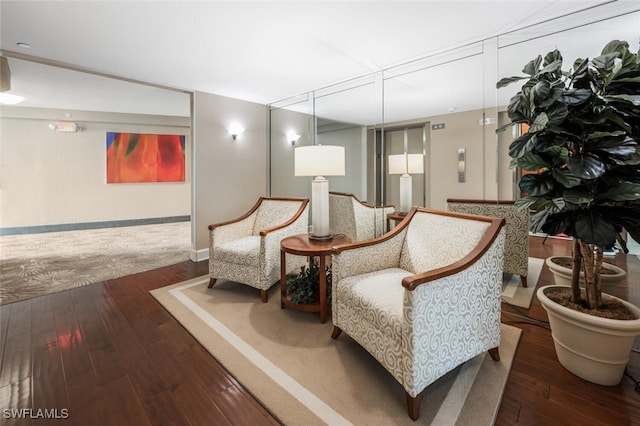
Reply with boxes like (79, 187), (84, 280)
(152, 276), (522, 425)
(0, 222), (190, 305)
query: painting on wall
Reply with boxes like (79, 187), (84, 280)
(106, 132), (185, 183)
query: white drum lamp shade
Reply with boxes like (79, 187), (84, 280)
(388, 153), (424, 214)
(295, 145), (345, 240)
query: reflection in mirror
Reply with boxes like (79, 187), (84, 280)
(268, 2), (638, 218)
(497, 9), (640, 200)
(383, 42), (486, 210)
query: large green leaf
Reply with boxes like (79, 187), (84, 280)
(514, 197), (538, 210)
(530, 209), (550, 234)
(546, 102), (569, 126)
(523, 55), (542, 76)
(574, 212), (617, 246)
(563, 189), (594, 204)
(567, 154), (606, 179)
(508, 132), (535, 159)
(507, 92), (529, 123)
(496, 76), (528, 89)
(515, 152), (549, 170)
(540, 58), (563, 75)
(605, 94), (640, 106)
(519, 173), (554, 196)
(540, 211), (573, 236)
(613, 75), (640, 84)
(601, 40), (629, 56)
(597, 182), (640, 201)
(552, 168), (581, 188)
(547, 197), (567, 213)
(529, 112), (549, 133)
(543, 145), (570, 162)
(593, 52), (619, 74)
(560, 88), (591, 106)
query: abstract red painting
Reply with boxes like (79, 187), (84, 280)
(106, 132), (185, 183)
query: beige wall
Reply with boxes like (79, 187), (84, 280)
(0, 106), (191, 228)
(385, 107), (503, 211)
(192, 91), (268, 259)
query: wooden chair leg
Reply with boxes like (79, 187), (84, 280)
(260, 289), (268, 303)
(406, 392), (421, 421)
(520, 275), (528, 288)
(331, 326), (342, 339)
(208, 278), (217, 288)
(488, 347), (500, 361)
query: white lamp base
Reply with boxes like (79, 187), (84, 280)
(399, 173), (412, 214)
(310, 176), (332, 240)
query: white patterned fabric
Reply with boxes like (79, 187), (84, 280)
(213, 236), (260, 267)
(329, 193), (394, 241)
(209, 198), (309, 293)
(399, 213), (490, 273)
(332, 209), (506, 400)
(447, 201), (529, 281)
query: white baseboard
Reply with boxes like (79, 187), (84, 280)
(190, 248), (209, 262)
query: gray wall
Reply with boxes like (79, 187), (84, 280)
(192, 91), (268, 259)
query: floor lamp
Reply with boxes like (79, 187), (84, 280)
(295, 145), (345, 240)
(388, 153), (424, 215)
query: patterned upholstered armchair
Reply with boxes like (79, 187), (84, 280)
(208, 197), (309, 302)
(447, 199), (530, 287)
(329, 191), (395, 241)
(331, 207), (506, 420)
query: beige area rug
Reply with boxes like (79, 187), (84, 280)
(151, 276), (522, 426)
(501, 257), (544, 309)
(0, 222), (191, 305)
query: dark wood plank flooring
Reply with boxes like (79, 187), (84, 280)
(0, 235), (638, 425)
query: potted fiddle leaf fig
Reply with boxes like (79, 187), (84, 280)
(497, 40), (640, 385)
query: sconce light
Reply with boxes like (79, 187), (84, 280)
(388, 153), (424, 215)
(48, 121), (82, 132)
(287, 131), (301, 145)
(0, 56), (11, 92)
(228, 122), (245, 140)
(457, 148), (466, 182)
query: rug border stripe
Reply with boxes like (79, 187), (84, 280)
(168, 277), (353, 426)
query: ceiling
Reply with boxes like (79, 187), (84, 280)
(1, 1), (638, 119)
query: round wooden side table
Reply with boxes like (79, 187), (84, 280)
(280, 233), (351, 323)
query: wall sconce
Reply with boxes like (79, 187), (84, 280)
(287, 131), (301, 145)
(458, 148), (466, 182)
(0, 56), (11, 92)
(48, 121), (82, 132)
(228, 122), (245, 140)
(388, 153), (424, 215)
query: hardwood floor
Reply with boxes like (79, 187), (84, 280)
(0, 235), (638, 425)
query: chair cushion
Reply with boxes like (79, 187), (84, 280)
(213, 236), (260, 267)
(337, 268), (413, 341)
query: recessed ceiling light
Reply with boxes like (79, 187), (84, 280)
(0, 93), (25, 105)
(16, 42), (31, 49)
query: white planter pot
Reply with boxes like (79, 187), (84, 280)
(545, 256), (626, 294)
(537, 285), (640, 386)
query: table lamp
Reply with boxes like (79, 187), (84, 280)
(388, 153), (424, 215)
(295, 145), (345, 240)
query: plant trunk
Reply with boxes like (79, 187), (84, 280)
(571, 238), (582, 303)
(574, 238), (604, 309)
